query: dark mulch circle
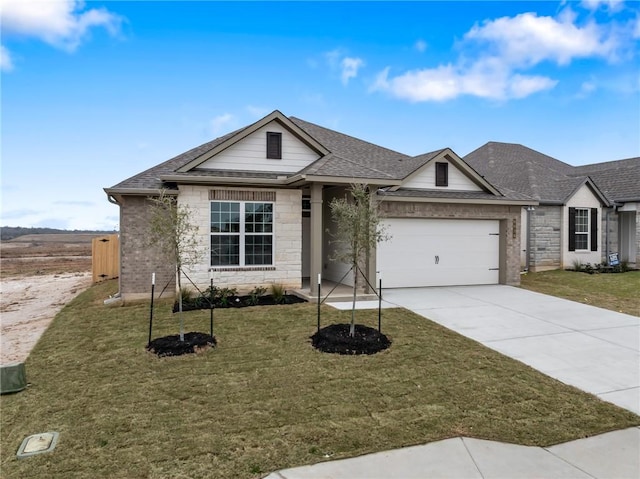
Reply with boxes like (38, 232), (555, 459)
(311, 324), (391, 355)
(147, 332), (216, 357)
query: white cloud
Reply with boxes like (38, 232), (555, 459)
(581, 0), (624, 11)
(340, 57), (364, 85)
(372, 61), (557, 102)
(1, 0), (122, 52)
(323, 49), (365, 85)
(415, 39), (427, 52)
(245, 105), (270, 118)
(465, 12), (618, 66)
(371, 8), (633, 103)
(210, 113), (235, 136)
(0, 44), (13, 71)
(578, 79), (598, 97)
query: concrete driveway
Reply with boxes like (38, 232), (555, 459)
(383, 285), (640, 415)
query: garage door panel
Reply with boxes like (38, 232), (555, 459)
(377, 218), (500, 288)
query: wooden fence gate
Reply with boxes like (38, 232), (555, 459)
(92, 234), (120, 283)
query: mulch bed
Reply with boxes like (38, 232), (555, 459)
(147, 332), (216, 357)
(174, 294), (306, 312)
(311, 324), (391, 355)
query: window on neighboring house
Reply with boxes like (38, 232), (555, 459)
(266, 132), (282, 159)
(568, 207), (598, 252)
(211, 201), (274, 266)
(435, 162), (448, 187)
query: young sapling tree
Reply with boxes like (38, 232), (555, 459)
(328, 183), (390, 336)
(147, 191), (201, 341)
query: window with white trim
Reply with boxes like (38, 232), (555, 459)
(568, 207), (597, 252)
(210, 201), (274, 266)
(574, 208), (589, 250)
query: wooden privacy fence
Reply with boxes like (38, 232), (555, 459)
(92, 234), (120, 283)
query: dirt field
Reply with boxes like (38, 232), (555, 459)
(1, 235), (102, 365)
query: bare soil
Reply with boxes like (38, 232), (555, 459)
(1, 236), (96, 365)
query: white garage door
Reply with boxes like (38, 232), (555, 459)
(377, 218), (500, 288)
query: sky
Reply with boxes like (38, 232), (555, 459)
(1, 0), (639, 231)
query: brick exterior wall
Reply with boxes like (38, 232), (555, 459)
(529, 206), (562, 271)
(378, 201), (522, 285)
(119, 196), (176, 301)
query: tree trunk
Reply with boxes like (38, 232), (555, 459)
(177, 266), (184, 342)
(350, 263), (357, 337)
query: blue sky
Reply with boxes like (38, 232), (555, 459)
(1, 1), (639, 230)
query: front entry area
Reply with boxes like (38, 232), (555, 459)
(377, 218), (500, 288)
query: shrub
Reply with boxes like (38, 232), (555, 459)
(246, 286), (267, 306)
(270, 283), (285, 304)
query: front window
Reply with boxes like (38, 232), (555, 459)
(211, 201), (273, 266)
(574, 208), (589, 250)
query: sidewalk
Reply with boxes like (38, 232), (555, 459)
(265, 427), (640, 479)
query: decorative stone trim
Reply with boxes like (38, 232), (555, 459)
(209, 190), (276, 201)
(210, 266), (276, 272)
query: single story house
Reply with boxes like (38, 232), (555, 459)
(105, 111), (533, 301)
(464, 142), (639, 271)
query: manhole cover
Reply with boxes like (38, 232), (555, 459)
(17, 432), (59, 459)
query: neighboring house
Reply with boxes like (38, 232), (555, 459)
(464, 142), (640, 271)
(105, 111), (533, 301)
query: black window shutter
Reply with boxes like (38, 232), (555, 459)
(590, 208), (598, 252)
(568, 207), (576, 252)
(266, 132), (282, 159)
(435, 162), (448, 187)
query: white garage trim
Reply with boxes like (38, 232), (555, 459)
(377, 218), (500, 288)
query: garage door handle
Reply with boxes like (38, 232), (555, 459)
(489, 268), (499, 270)
(435, 255), (439, 264)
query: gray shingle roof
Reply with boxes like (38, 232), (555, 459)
(107, 115), (539, 206)
(464, 142), (618, 205)
(572, 157), (640, 202)
(108, 127), (246, 190)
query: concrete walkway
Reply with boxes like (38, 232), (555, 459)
(266, 427), (640, 479)
(265, 286), (640, 479)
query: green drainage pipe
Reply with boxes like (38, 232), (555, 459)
(1, 363), (27, 394)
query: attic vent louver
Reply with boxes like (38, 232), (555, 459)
(266, 132), (282, 159)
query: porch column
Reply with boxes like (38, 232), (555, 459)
(309, 183), (323, 293)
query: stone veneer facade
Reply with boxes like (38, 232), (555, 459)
(119, 186), (302, 301)
(378, 201), (522, 285)
(179, 185), (302, 294)
(529, 206), (562, 271)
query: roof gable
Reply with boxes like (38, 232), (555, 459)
(177, 110), (329, 173)
(395, 149), (497, 194)
(193, 120), (322, 174)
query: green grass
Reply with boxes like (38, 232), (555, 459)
(521, 270), (640, 316)
(1, 280), (638, 478)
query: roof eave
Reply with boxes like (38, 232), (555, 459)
(302, 175), (402, 186)
(378, 194), (537, 206)
(160, 174), (291, 186)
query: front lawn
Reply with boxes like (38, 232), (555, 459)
(521, 270), (640, 316)
(1, 280), (638, 478)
